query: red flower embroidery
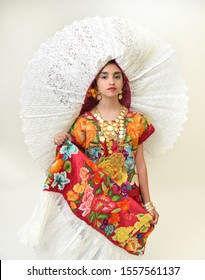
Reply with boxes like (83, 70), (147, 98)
(92, 172), (101, 184)
(92, 194), (117, 214)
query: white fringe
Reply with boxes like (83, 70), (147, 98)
(18, 192), (139, 260)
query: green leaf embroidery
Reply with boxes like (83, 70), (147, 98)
(108, 189), (114, 196)
(125, 134), (132, 143)
(95, 187), (102, 195)
(64, 161), (72, 173)
(89, 211), (96, 222)
(140, 226), (149, 233)
(45, 178), (51, 184)
(142, 115), (149, 130)
(129, 170), (135, 182)
(111, 207), (121, 213)
(112, 235), (117, 241)
(102, 182), (108, 193)
(97, 213), (108, 220)
(136, 214), (144, 219)
(75, 200), (82, 204)
(125, 117), (133, 123)
(91, 134), (99, 144)
(112, 194), (121, 202)
(88, 180), (94, 188)
(105, 176), (110, 186)
(86, 166), (92, 173)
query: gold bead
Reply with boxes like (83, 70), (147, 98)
(107, 125), (113, 132)
(99, 136), (105, 142)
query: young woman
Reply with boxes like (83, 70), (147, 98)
(19, 16), (188, 260)
(45, 60), (159, 258)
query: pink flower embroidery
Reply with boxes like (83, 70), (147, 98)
(79, 167), (89, 181)
(92, 194), (117, 214)
(78, 184), (94, 217)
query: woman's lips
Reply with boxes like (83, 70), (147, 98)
(107, 87), (117, 90)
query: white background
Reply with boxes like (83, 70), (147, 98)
(0, 0), (205, 259)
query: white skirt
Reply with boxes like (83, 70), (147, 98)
(18, 191), (139, 260)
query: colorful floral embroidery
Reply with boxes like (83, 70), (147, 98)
(113, 226), (134, 243)
(44, 109), (155, 256)
(71, 117), (98, 148)
(97, 153), (128, 186)
(78, 184), (94, 217)
(51, 172), (70, 190)
(60, 140), (78, 160)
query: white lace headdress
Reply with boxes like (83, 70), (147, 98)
(20, 16), (188, 171)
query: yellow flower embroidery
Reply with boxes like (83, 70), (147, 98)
(134, 214), (152, 231)
(114, 171), (128, 186)
(97, 159), (115, 178)
(97, 153), (127, 186)
(114, 226), (134, 243)
(73, 181), (87, 194)
(140, 214), (153, 225)
(110, 153), (125, 168)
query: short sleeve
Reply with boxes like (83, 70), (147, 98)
(138, 114), (155, 145)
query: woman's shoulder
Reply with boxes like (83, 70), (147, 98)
(126, 108), (144, 118)
(76, 110), (95, 121)
(71, 111), (96, 130)
(126, 108), (152, 125)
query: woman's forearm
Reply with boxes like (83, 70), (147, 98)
(137, 161), (151, 204)
(135, 144), (152, 204)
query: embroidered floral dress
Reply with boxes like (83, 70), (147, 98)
(44, 108), (155, 256)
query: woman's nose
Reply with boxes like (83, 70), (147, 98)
(109, 76), (115, 85)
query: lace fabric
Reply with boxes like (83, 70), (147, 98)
(20, 16), (188, 171)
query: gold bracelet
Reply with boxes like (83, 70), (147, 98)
(143, 201), (155, 211)
(143, 201), (153, 207)
(146, 206), (155, 211)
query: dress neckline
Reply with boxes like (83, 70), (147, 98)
(90, 106), (128, 122)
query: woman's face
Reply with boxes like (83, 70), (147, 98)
(96, 63), (123, 100)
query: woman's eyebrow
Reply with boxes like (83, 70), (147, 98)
(100, 71), (122, 75)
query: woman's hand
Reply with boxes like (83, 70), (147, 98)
(54, 131), (70, 146)
(148, 209), (159, 225)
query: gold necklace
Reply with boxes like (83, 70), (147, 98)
(92, 106), (127, 155)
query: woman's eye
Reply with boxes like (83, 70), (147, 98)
(115, 75), (121, 79)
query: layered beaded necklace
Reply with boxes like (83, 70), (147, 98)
(92, 105), (127, 155)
